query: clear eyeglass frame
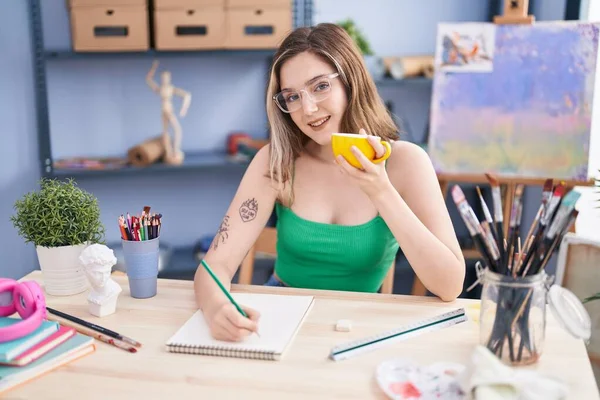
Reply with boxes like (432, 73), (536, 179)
(272, 72), (340, 113)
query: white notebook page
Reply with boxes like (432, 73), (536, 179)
(166, 293), (314, 354)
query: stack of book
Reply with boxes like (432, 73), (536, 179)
(0, 317), (95, 395)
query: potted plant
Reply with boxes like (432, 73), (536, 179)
(11, 178), (105, 296)
(337, 19), (384, 80)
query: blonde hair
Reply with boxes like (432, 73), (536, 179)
(265, 23), (399, 205)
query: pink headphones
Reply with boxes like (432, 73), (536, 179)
(0, 279), (47, 343)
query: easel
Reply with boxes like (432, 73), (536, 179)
(493, 0), (535, 24)
(412, 0), (592, 296)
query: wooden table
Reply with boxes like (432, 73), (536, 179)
(9, 271), (599, 399)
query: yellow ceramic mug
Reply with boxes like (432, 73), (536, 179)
(331, 133), (392, 168)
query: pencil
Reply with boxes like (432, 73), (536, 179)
(46, 307), (142, 348)
(200, 260), (247, 317)
(200, 260), (261, 338)
(47, 314), (138, 353)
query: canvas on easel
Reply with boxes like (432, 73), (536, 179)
(428, 20), (600, 184)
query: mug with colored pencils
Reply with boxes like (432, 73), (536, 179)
(118, 208), (162, 299)
(331, 133), (392, 169)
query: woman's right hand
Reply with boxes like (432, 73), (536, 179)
(206, 302), (261, 342)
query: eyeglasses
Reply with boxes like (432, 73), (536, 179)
(273, 73), (340, 113)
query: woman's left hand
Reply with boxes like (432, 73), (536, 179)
(335, 129), (393, 199)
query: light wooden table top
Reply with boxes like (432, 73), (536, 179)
(9, 271), (599, 399)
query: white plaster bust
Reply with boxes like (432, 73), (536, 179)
(79, 244), (122, 317)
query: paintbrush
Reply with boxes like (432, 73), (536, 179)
(485, 173), (507, 274)
(474, 186), (501, 264)
(47, 314), (138, 353)
(482, 221), (501, 264)
(541, 183), (566, 227)
(528, 190), (580, 275)
(46, 307), (142, 348)
(476, 186), (500, 247)
(476, 186), (500, 270)
(514, 237), (522, 276)
(514, 179), (553, 275)
(451, 185), (499, 271)
(507, 184), (524, 270)
(521, 183), (565, 274)
(537, 210), (578, 273)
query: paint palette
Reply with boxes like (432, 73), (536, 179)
(375, 359), (466, 400)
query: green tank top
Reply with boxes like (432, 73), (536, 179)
(274, 202), (400, 292)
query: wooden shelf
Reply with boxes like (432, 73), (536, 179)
(44, 49), (276, 60)
(50, 151), (249, 178)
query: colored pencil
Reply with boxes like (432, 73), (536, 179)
(200, 259), (261, 337)
(201, 260), (247, 317)
(119, 207), (161, 241)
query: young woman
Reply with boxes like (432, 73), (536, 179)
(194, 23), (465, 341)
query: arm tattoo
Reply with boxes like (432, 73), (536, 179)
(239, 198), (258, 223)
(212, 215), (230, 250)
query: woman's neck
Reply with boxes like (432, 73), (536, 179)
(304, 140), (335, 163)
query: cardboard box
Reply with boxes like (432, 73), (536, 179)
(69, 0), (147, 7)
(226, 0), (290, 8)
(225, 7), (291, 49)
(154, 0), (224, 9)
(154, 8), (226, 50)
(70, 6), (149, 51)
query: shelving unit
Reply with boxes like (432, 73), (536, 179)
(28, 0), (312, 178)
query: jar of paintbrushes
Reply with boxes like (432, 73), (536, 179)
(478, 264), (552, 365)
(451, 176), (592, 366)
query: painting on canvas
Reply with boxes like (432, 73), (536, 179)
(428, 22), (600, 182)
(435, 23), (496, 73)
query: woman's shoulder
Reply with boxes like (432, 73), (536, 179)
(246, 143), (271, 171)
(387, 140), (437, 192)
(243, 144), (284, 195)
(388, 140), (431, 167)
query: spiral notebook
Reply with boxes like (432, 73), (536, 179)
(165, 293), (314, 361)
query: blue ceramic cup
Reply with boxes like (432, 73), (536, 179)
(121, 237), (159, 299)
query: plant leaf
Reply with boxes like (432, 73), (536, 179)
(10, 178), (105, 247)
(583, 292), (600, 303)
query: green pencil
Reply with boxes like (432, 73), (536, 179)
(201, 259), (248, 318)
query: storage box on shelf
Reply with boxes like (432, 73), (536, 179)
(69, 0), (145, 5)
(226, 0), (290, 6)
(154, 0), (224, 5)
(154, 0), (226, 50)
(225, 0), (292, 49)
(68, 0), (149, 52)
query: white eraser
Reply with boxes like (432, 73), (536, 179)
(335, 319), (352, 332)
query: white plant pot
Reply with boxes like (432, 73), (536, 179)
(36, 243), (89, 296)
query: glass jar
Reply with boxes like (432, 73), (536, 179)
(477, 264), (592, 366)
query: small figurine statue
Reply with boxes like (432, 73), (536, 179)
(79, 244), (122, 317)
(146, 60), (192, 165)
